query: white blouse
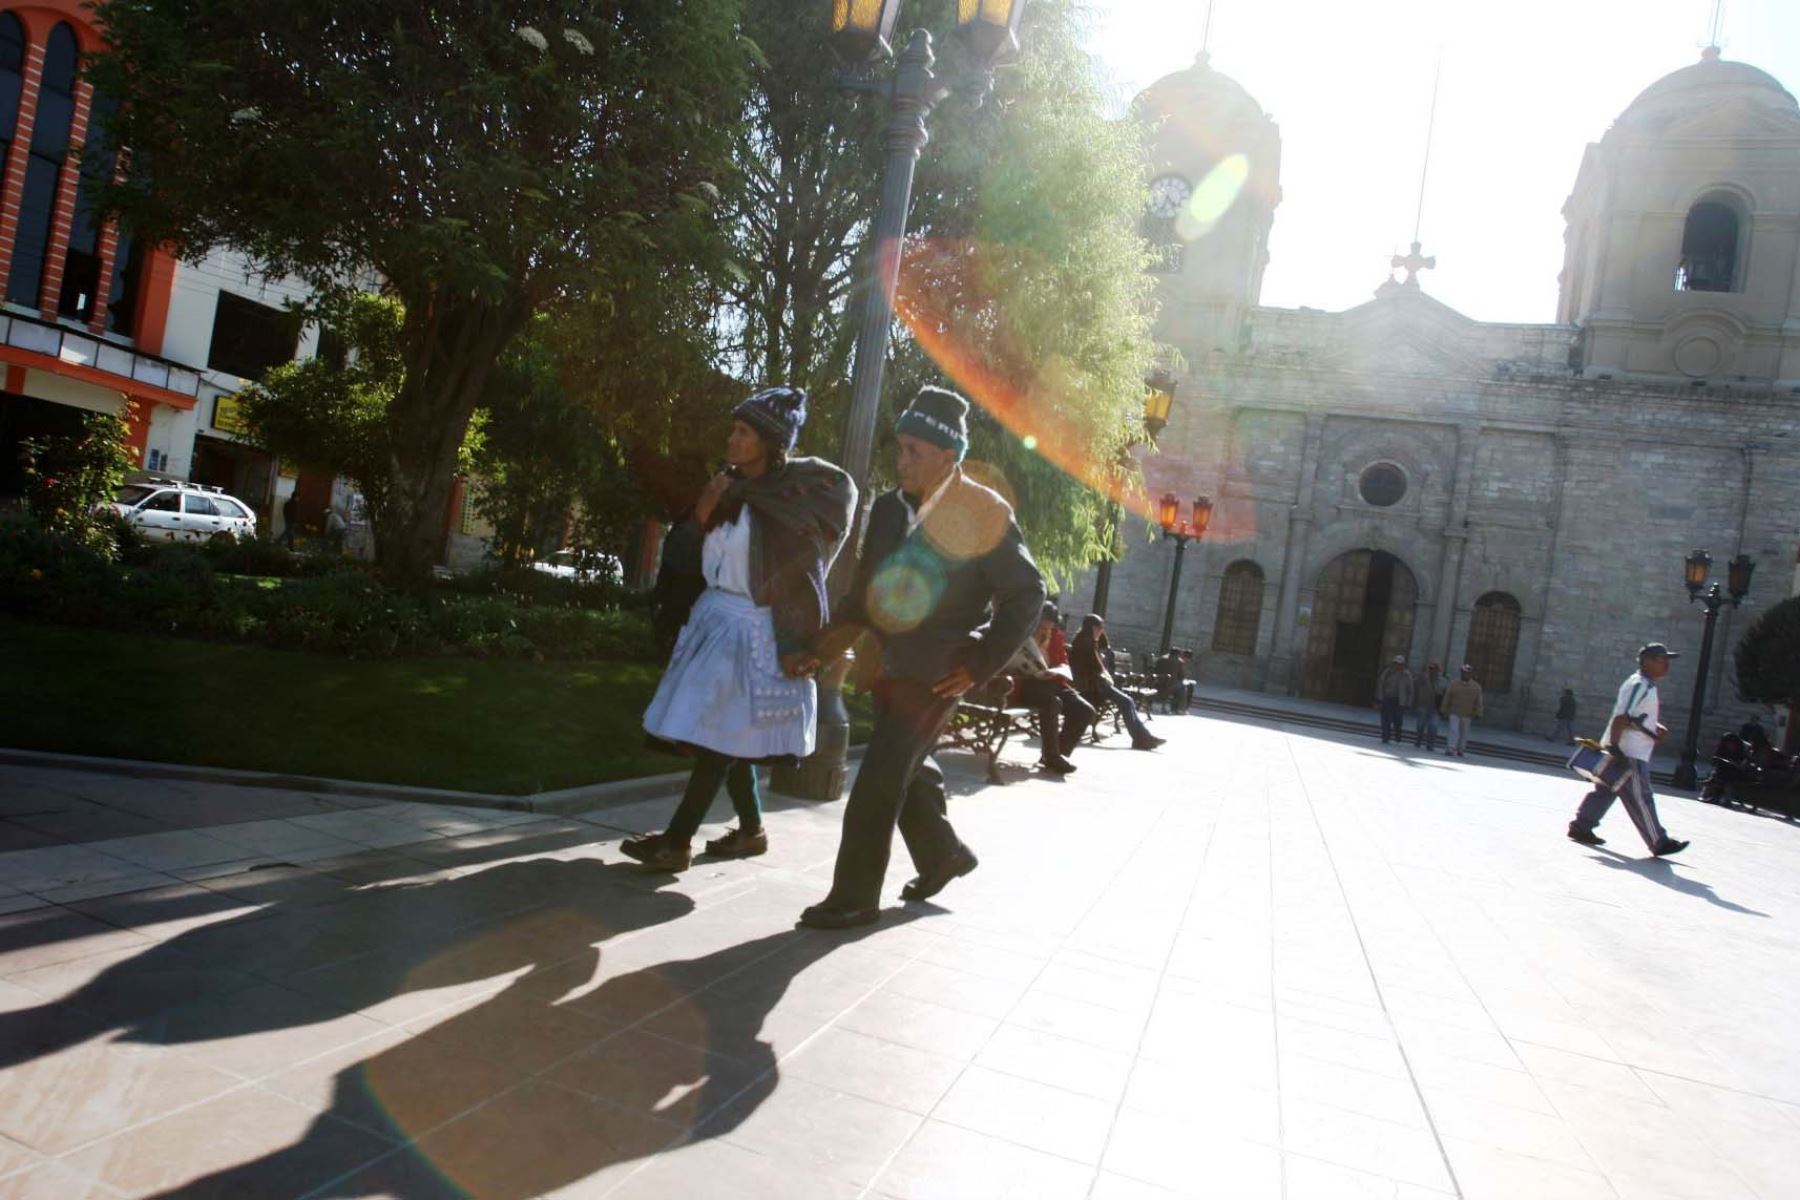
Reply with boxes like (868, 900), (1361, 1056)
(702, 509), (754, 596)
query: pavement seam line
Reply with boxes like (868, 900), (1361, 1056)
(1280, 728), (1468, 1200)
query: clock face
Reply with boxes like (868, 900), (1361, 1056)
(1149, 174), (1191, 219)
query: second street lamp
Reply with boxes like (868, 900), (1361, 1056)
(1093, 373), (1178, 617)
(1671, 549), (1755, 789)
(1157, 494), (1211, 655)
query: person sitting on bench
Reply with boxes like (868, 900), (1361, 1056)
(1007, 603), (1094, 775)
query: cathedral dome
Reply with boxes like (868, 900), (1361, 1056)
(1136, 52), (1273, 128)
(1616, 47), (1800, 131)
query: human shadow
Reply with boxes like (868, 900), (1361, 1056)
(147, 913), (899, 1198)
(1588, 851), (1770, 918)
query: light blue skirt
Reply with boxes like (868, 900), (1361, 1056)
(643, 589), (816, 760)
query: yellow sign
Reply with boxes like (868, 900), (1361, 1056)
(213, 392), (248, 434)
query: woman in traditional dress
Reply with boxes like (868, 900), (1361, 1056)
(625, 387), (857, 871)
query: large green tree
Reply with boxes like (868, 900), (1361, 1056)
(1735, 596), (1800, 720)
(723, 0), (1156, 583)
(89, 0), (748, 584)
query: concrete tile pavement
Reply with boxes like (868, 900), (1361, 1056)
(0, 712), (1795, 1198)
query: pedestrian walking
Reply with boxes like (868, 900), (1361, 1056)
(1009, 603), (1094, 775)
(1440, 664), (1483, 757)
(792, 386), (1045, 929)
(1567, 643), (1689, 856)
(1070, 615), (1166, 751)
(1549, 688), (1578, 743)
(278, 493), (298, 549)
(626, 387), (857, 872)
(1414, 661), (1445, 751)
(1375, 655), (1414, 745)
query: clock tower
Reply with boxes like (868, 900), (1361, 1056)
(1135, 53), (1284, 366)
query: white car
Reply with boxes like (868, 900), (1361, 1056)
(113, 480), (258, 543)
(530, 549), (621, 584)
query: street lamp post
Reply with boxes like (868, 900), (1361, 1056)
(1157, 493), (1211, 656)
(1671, 549), (1755, 789)
(1092, 371), (1178, 617)
(772, 1), (1028, 803)
(828, 0), (1027, 488)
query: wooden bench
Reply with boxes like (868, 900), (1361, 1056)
(937, 675), (1035, 784)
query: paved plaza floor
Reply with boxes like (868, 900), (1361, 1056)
(0, 712), (1796, 1199)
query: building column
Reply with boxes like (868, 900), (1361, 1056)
(36, 74), (93, 316)
(1265, 413), (1326, 694)
(0, 39), (49, 291)
(85, 216), (122, 334)
(1429, 422), (1480, 666)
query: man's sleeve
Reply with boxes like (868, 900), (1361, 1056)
(813, 494), (891, 661)
(963, 522), (1048, 686)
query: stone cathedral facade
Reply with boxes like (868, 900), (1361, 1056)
(1067, 49), (1800, 735)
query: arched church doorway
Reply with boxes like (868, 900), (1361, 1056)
(1299, 549), (1418, 706)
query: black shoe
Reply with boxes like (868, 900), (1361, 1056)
(798, 902), (880, 930)
(621, 832), (692, 871)
(705, 826), (768, 859)
(1132, 734), (1166, 751)
(901, 845), (979, 902)
(1038, 756), (1077, 775)
(1567, 827), (1605, 847)
(1652, 838), (1689, 857)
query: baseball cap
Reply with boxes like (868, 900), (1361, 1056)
(1638, 642), (1679, 659)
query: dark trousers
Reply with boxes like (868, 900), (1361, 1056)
(1571, 759), (1668, 851)
(1017, 678), (1095, 760)
(824, 679), (964, 909)
(665, 750), (761, 842)
(1379, 697), (1405, 742)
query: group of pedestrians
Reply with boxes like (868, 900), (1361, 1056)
(1375, 657), (1482, 756)
(627, 383), (1044, 927)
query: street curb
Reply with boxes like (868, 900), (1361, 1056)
(0, 746), (866, 814)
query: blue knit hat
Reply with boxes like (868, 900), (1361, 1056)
(896, 385), (969, 460)
(733, 386), (808, 452)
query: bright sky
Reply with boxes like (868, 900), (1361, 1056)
(1088, 0), (1800, 323)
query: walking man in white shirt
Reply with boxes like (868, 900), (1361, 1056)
(1567, 643), (1689, 857)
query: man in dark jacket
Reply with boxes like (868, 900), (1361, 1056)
(796, 386), (1046, 928)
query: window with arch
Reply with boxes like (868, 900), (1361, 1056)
(60, 93), (117, 321)
(1675, 199), (1741, 293)
(8, 23), (79, 308)
(0, 14), (25, 178)
(1465, 592), (1522, 694)
(1211, 560), (1265, 656)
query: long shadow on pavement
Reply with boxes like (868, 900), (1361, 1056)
(1, 851), (897, 1197)
(1588, 850), (1770, 918)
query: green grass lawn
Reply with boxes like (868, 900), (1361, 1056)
(0, 617), (675, 794)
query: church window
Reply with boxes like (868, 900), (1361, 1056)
(1358, 462), (1407, 507)
(1465, 592), (1521, 693)
(1212, 560), (1264, 655)
(1675, 201), (1740, 293)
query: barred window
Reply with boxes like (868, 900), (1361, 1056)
(1465, 592), (1521, 693)
(1211, 560), (1265, 656)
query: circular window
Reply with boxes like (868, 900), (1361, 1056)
(1359, 463), (1407, 507)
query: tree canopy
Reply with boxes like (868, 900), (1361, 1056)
(1735, 596), (1800, 712)
(724, 0), (1157, 584)
(89, 0), (749, 582)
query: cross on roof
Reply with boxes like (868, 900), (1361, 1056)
(1392, 241), (1436, 288)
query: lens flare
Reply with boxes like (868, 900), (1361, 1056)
(1176, 153), (1249, 242)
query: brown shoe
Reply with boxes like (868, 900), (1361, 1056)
(620, 832), (692, 872)
(705, 826), (768, 859)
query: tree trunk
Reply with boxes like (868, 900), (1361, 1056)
(379, 288), (531, 588)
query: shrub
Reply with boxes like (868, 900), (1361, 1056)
(19, 405), (138, 559)
(0, 520), (654, 662)
(1736, 596), (1800, 712)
